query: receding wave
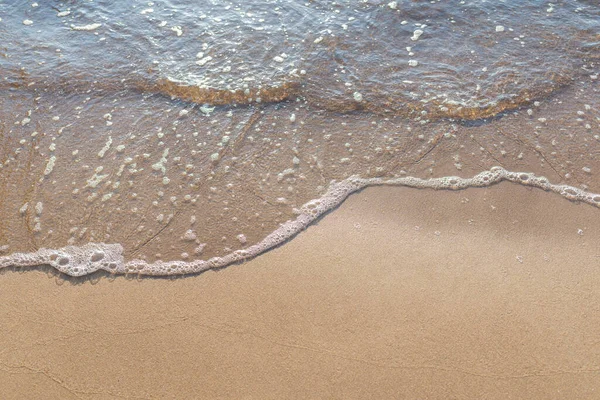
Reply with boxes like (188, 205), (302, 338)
(1, 74), (598, 268)
(1, 167), (599, 277)
(0, 0), (599, 278)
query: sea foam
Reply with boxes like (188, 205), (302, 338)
(1, 167), (598, 277)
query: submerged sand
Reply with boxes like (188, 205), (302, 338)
(1, 183), (599, 399)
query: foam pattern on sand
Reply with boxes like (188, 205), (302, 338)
(1, 167), (599, 277)
(0, 243), (124, 277)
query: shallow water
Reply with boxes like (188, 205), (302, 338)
(0, 0), (599, 275)
(3, 0), (599, 115)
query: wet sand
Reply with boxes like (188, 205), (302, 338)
(2, 183), (599, 399)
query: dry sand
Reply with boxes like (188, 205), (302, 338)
(1, 183), (600, 399)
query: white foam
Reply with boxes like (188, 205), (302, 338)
(152, 148), (169, 173)
(411, 29), (424, 41)
(196, 56), (212, 66)
(0, 243), (123, 277)
(86, 166), (109, 188)
(1, 168), (598, 277)
(19, 203), (29, 216)
(98, 137), (112, 158)
(44, 156), (57, 176)
(71, 23), (102, 31)
(183, 230), (197, 241)
(171, 26), (183, 36)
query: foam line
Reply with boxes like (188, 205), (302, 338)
(1, 167), (598, 277)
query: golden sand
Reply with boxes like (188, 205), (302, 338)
(2, 183), (599, 399)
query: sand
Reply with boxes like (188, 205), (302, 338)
(1, 183), (600, 399)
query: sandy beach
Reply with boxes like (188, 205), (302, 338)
(1, 182), (599, 399)
(2, 1), (599, 398)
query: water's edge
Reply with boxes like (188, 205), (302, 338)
(2, 167), (598, 277)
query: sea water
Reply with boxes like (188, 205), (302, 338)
(0, 0), (598, 276)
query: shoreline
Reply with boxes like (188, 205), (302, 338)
(2, 167), (599, 278)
